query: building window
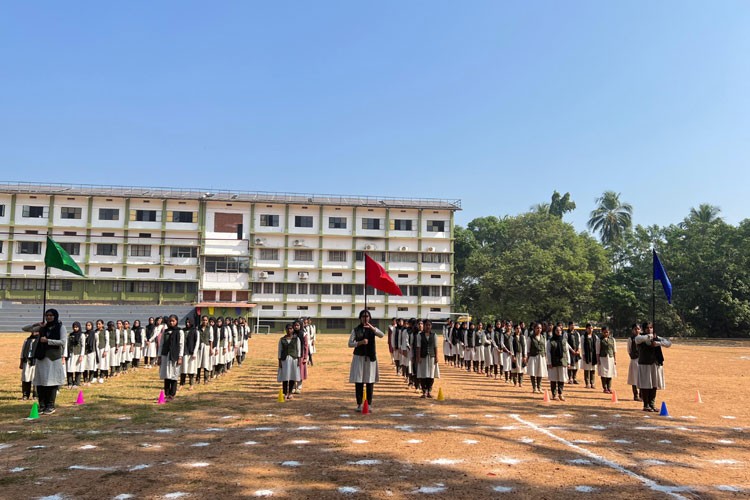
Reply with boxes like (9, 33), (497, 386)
(137, 268), (150, 273)
(426, 220), (446, 232)
(130, 245), (151, 257)
(17, 241), (42, 254)
(392, 219), (413, 231)
(171, 211), (194, 223)
(331, 306), (343, 311)
(328, 216), (347, 229)
(96, 244), (118, 256)
(431, 274), (441, 279)
(63, 231), (77, 236)
(213, 212), (242, 233)
(170, 246), (198, 258)
(355, 251), (385, 262)
(186, 282), (197, 293)
(389, 252), (418, 263)
(294, 249), (313, 261)
(134, 210), (158, 222)
(60, 207), (82, 219)
(332, 272), (343, 277)
(163, 282), (173, 293)
(59, 242), (80, 256)
(398, 274), (408, 278)
(258, 248), (279, 261)
(175, 269), (187, 274)
(327, 318), (345, 329)
(430, 307), (442, 312)
(139, 232), (151, 238)
(102, 232), (115, 237)
(0, 205), (5, 217)
(362, 218), (381, 230)
(398, 307), (409, 312)
(22, 205), (47, 218)
(328, 250), (347, 262)
(0, 241), (3, 253)
(101, 267), (113, 273)
(421, 253), (450, 264)
(98, 208), (119, 221)
(294, 215), (313, 228)
(23, 265), (36, 270)
(297, 306), (309, 311)
(260, 214), (279, 227)
(298, 283), (308, 294)
(205, 256), (250, 273)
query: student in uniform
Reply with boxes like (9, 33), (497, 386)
(19, 329), (39, 400)
(492, 320), (503, 379)
(626, 323), (641, 401)
(121, 320), (134, 373)
(214, 317), (226, 376)
(158, 314), (184, 402)
(388, 317), (397, 365)
(348, 310), (385, 412)
(109, 320), (121, 376)
(391, 318), (402, 374)
(483, 324), (495, 377)
(83, 321), (97, 385)
(240, 317), (250, 364)
(442, 319), (453, 365)
(581, 323), (598, 389)
(293, 319), (309, 393)
(196, 315), (213, 385)
(596, 326), (617, 394)
(527, 323), (548, 393)
(567, 322), (581, 385)
(416, 318), (440, 398)
(463, 322), (476, 372)
(144, 317), (157, 368)
(278, 323), (301, 400)
(96, 319), (109, 383)
(180, 318), (199, 390)
(398, 318), (411, 381)
(132, 320), (144, 369)
(24, 309), (67, 415)
(635, 322), (672, 412)
(510, 324), (527, 387)
(66, 321), (85, 388)
(500, 323), (514, 382)
(546, 324), (569, 401)
(476, 322), (486, 373)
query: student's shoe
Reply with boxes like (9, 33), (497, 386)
(420, 393), (426, 398)
(356, 405), (362, 412)
(558, 395), (565, 401)
(551, 394), (558, 401)
(46, 407), (56, 415)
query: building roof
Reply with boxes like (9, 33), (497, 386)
(0, 181), (462, 211)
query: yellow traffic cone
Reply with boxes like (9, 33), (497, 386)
(436, 387), (445, 401)
(277, 388), (285, 403)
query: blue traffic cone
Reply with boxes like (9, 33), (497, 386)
(659, 401), (669, 417)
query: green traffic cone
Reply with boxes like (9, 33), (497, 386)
(28, 401), (39, 420)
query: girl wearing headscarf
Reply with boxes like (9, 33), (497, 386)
(132, 319), (145, 369)
(180, 318), (199, 390)
(546, 324), (570, 401)
(66, 321), (85, 388)
(635, 322), (671, 412)
(510, 323), (527, 387)
(293, 319), (309, 393)
(23, 309), (67, 415)
(581, 323), (598, 389)
(278, 323), (301, 400)
(144, 317), (157, 367)
(526, 322), (548, 394)
(348, 309), (385, 412)
(121, 320), (133, 373)
(95, 319), (109, 383)
(596, 326), (617, 394)
(158, 314), (184, 402)
(19, 328), (39, 400)
(196, 315), (214, 384)
(109, 320), (121, 376)
(483, 323), (496, 377)
(416, 319), (440, 398)
(626, 323), (641, 401)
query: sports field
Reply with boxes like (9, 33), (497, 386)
(0, 333), (748, 499)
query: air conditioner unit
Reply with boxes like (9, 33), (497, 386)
(254, 238), (265, 245)
(426, 246), (436, 252)
(298, 272), (309, 280)
(293, 239), (304, 247)
(258, 271), (268, 279)
(364, 244), (376, 251)
(399, 246), (408, 251)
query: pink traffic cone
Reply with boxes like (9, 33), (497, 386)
(157, 390), (166, 405)
(75, 390), (85, 405)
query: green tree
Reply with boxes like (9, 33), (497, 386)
(587, 191), (633, 246)
(684, 203), (722, 225)
(549, 191), (576, 218)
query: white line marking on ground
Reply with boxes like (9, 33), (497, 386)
(509, 414), (690, 500)
(254, 490), (274, 497)
(129, 464), (151, 471)
(492, 486), (513, 492)
(338, 486), (360, 494)
(429, 458), (463, 465)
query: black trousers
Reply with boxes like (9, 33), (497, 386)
(355, 383), (374, 406)
(164, 379), (178, 397)
(37, 385), (59, 410)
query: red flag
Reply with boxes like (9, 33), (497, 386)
(365, 254), (403, 296)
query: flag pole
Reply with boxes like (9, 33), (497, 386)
(651, 249), (656, 330)
(42, 265), (49, 322)
(364, 252), (368, 312)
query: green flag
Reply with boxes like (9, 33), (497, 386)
(44, 236), (84, 277)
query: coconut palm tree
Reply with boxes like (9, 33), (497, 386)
(587, 191), (633, 246)
(687, 204), (722, 224)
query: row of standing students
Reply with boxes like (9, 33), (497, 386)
(387, 317), (441, 399)
(20, 311), (253, 412)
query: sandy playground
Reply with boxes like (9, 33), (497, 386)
(0, 333), (748, 499)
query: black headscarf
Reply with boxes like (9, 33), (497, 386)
(69, 321), (82, 346)
(85, 324), (97, 354)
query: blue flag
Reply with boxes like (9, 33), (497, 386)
(653, 250), (672, 304)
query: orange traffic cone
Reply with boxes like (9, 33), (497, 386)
(611, 390), (618, 403)
(362, 400), (370, 415)
(696, 391), (703, 403)
(75, 390), (85, 405)
(543, 390), (550, 403)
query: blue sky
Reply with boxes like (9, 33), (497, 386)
(2, 1), (748, 232)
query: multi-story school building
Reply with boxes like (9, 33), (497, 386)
(0, 182), (460, 331)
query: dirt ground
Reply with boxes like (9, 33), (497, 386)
(0, 333), (748, 499)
